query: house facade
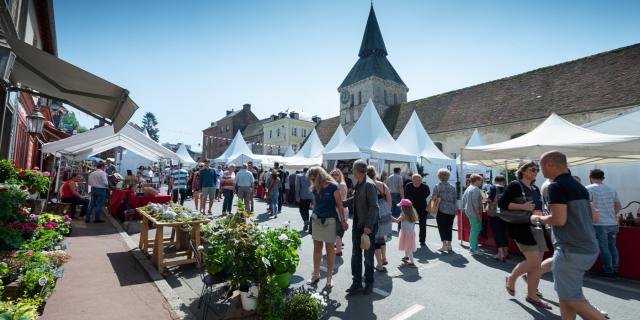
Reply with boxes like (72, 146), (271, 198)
(262, 109), (318, 156)
(202, 103), (258, 159)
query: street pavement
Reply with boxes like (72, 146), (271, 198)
(131, 195), (640, 320)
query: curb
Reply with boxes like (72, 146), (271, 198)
(106, 214), (196, 320)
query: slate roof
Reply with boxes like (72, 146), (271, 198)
(242, 118), (270, 139)
(383, 43), (640, 137)
(339, 6), (406, 89)
(313, 116), (341, 145)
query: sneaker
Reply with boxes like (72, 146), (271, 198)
(437, 246), (447, 253)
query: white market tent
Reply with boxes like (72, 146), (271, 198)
(322, 125), (346, 154)
(396, 111), (456, 186)
(323, 99), (415, 164)
(283, 146), (295, 157)
(462, 113), (640, 169)
(41, 124), (180, 162)
(570, 107), (640, 205)
(175, 144), (197, 168)
(296, 129), (324, 158)
(213, 131), (262, 165)
(457, 129), (493, 176)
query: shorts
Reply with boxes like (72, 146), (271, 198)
(552, 248), (598, 301)
(201, 187), (217, 200)
(515, 227), (548, 252)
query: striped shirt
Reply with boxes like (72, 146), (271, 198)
(586, 183), (619, 226)
(386, 174), (404, 194)
(171, 169), (188, 190)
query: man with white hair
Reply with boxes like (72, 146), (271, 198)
(404, 173), (431, 246)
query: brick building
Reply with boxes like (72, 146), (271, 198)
(202, 104), (258, 159)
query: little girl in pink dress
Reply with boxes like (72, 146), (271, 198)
(394, 199), (418, 267)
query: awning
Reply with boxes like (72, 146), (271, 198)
(3, 33), (137, 132)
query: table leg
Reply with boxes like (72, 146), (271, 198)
(193, 223), (201, 267)
(154, 225), (165, 273)
(139, 216), (149, 253)
(174, 226), (181, 251)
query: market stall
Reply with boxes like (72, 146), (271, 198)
(460, 113), (640, 279)
(213, 131), (262, 165)
(175, 144), (197, 168)
(278, 129), (324, 169)
(323, 99), (416, 173)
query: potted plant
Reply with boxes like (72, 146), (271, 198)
(238, 279), (259, 311)
(257, 225), (301, 289)
(284, 289), (326, 320)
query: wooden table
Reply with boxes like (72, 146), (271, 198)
(137, 208), (209, 273)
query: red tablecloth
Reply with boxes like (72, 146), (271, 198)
(109, 189), (133, 220)
(457, 211), (640, 279)
(127, 194), (172, 209)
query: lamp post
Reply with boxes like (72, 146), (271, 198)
(26, 105), (45, 136)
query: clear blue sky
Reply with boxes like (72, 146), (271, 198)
(53, 0), (640, 150)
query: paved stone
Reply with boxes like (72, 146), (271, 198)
(40, 219), (178, 320)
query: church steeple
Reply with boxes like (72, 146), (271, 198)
(358, 5), (387, 58)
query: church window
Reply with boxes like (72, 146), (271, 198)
(435, 142), (443, 151)
(350, 94), (354, 107)
(277, 128), (280, 137)
(358, 91), (362, 105)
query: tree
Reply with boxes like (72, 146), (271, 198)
(62, 112), (87, 135)
(141, 112), (160, 142)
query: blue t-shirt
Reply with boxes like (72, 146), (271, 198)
(313, 183), (338, 219)
(199, 168), (218, 188)
(548, 173), (598, 254)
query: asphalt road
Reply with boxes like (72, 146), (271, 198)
(135, 195), (640, 320)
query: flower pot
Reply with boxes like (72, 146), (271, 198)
(274, 272), (292, 289)
(240, 285), (259, 311)
(27, 198), (46, 215)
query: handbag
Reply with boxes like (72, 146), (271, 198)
(497, 181), (531, 224)
(427, 185), (441, 217)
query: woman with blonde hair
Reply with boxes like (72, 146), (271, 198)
(367, 165), (393, 272)
(330, 168), (349, 256)
(306, 166), (348, 288)
(433, 168), (458, 253)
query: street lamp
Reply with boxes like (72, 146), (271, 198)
(26, 105), (45, 136)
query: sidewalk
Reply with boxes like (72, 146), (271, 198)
(40, 218), (179, 320)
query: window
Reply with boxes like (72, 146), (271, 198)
(277, 146), (281, 154)
(350, 94), (354, 107)
(358, 91), (362, 105)
(277, 128), (280, 137)
(434, 142), (443, 151)
(292, 127), (297, 136)
(269, 130), (272, 139)
(302, 128), (307, 137)
(511, 132), (526, 139)
(226, 125), (230, 132)
(219, 127), (223, 133)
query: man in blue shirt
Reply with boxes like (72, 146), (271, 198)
(199, 159), (218, 214)
(235, 163), (255, 213)
(534, 151), (603, 320)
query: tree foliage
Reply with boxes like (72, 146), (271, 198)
(141, 112), (160, 142)
(61, 112), (87, 134)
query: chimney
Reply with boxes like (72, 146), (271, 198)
(243, 103), (251, 111)
(312, 115), (321, 124)
(226, 109), (233, 116)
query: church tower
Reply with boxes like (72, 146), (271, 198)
(338, 5), (409, 132)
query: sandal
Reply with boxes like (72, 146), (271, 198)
(521, 275), (543, 297)
(306, 273), (320, 285)
(525, 297), (552, 310)
(401, 257), (409, 263)
(375, 266), (387, 272)
(325, 278), (333, 288)
(505, 275), (515, 296)
(383, 260), (388, 266)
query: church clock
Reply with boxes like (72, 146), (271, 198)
(340, 91), (350, 104)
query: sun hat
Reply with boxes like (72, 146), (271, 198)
(397, 198), (413, 207)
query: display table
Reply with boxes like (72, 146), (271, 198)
(128, 193), (171, 209)
(457, 211), (640, 279)
(109, 189), (133, 220)
(137, 208), (209, 273)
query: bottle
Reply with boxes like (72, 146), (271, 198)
(618, 213), (624, 226)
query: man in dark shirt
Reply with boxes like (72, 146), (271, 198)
(533, 151), (603, 320)
(404, 174), (431, 246)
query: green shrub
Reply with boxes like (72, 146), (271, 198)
(256, 276), (284, 320)
(284, 292), (321, 320)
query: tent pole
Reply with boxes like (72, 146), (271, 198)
(459, 148), (464, 246)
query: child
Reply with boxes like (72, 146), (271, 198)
(393, 199), (418, 267)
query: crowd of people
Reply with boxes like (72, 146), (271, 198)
(59, 149), (620, 320)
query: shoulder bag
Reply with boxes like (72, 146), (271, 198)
(427, 185), (441, 217)
(497, 182), (531, 224)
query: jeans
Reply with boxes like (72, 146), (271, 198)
(593, 225), (619, 274)
(87, 188), (106, 222)
(61, 196), (89, 218)
(222, 189), (234, 213)
(172, 188), (186, 205)
(270, 191), (280, 214)
(352, 223), (378, 285)
(299, 198), (311, 226)
(436, 212), (455, 241)
(390, 193), (401, 217)
(468, 213), (482, 251)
